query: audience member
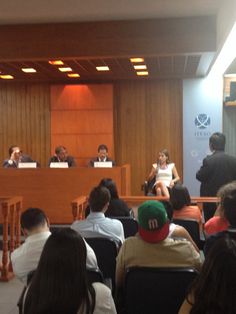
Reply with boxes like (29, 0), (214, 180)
(204, 181), (236, 256)
(179, 236), (236, 314)
(71, 186), (124, 246)
(99, 178), (130, 217)
(204, 183), (230, 236)
(196, 132), (236, 221)
(89, 144), (115, 167)
(23, 228), (117, 314)
(116, 200), (201, 288)
(48, 145), (76, 167)
(3, 145), (38, 168)
(170, 184), (202, 224)
(147, 149), (180, 197)
(11, 208), (97, 284)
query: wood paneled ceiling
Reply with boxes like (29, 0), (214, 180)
(0, 16), (217, 83)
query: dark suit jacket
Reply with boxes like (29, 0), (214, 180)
(3, 154), (37, 168)
(89, 157), (116, 167)
(48, 155), (76, 167)
(196, 151), (236, 196)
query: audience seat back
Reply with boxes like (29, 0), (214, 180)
(111, 217), (138, 238)
(85, 237), (119, 290)
(172, 218), (203, 249)
(124, 267), (198, 314)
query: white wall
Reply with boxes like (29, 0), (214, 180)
(183, 75), (223, 195)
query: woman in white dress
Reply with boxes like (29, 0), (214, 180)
(148, 149), (180, 197)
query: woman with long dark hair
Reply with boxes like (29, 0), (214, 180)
(179, 235), (236, 314)
(99, 178), (130, 217)
(23, 228), (116, 314)
(170, 184), (202, 224)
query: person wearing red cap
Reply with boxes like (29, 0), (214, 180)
(116, 200), (202, 288)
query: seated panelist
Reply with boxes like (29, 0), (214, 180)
(89, 144), (116, 167)
(147, 149), (180, 197)
(48, 146), (76, 167)
(3, 145), (38, 168)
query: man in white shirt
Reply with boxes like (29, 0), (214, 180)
(71, 186), (124, 246)
(11, 207), (97, 284)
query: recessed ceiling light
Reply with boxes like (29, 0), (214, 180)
(49, 60), (64, 65)
(67, 73), (80, 78)
(134, 65), (147, 70)
(58, 67), (72, 72)
(0, 75), (14, 79)
(130, 58), (144, 63)
(22, 68), (37, 73)
(136, 71), (149, 76)
(96, 66), (110, 71)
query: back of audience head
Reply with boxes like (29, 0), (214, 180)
(216, 182), (235, 219)
(209, 132), (225, 152)
(88, 185), (111, 212)
(99, 178), (119, 199)
(221, 181), (236, 227)
(138, 200), (169, 243)
(188, 236), (236, 313)
(20, 208), (49, 234)
(24, 228), (95, 314)
(170, 184), (191, 210)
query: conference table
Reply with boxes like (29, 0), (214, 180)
(0, 164), (130, 223)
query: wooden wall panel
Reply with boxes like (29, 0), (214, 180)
(223, 106), (236, 157)
(51, 85), (113, 110)
(50, 84), (114, 166)
(0, 83), (51, 167)
(114, 80), (183, 195)
(51, 110), (113, 134)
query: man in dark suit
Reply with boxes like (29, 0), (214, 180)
(196, 132), (236, 221)
(89, 144), (116, 167)
(3, 145), (37, 168)
(48, 145), (76, 167)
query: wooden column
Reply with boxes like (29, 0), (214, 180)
(0, 196), (23, 281)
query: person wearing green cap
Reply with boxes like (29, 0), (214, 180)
(116, 200), (202, 288)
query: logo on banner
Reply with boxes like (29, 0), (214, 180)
(194, 113), (211, 137)
(194, 113), (210, 129)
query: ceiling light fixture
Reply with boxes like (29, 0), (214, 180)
(0, 75), (14, 79)
(49, 60), (64, 65)
(209, 21), (236, 77)
(136, 71), (149, 76)
(134, 65), (147, 70)
(58, 67), (73, 72)
(130, 57), (144, 63)
(67, 73), (80, 78)
(96, 66), (110, 71)
(22, 68), (37, 73)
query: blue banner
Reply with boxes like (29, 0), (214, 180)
(183, 76), (223, 195)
